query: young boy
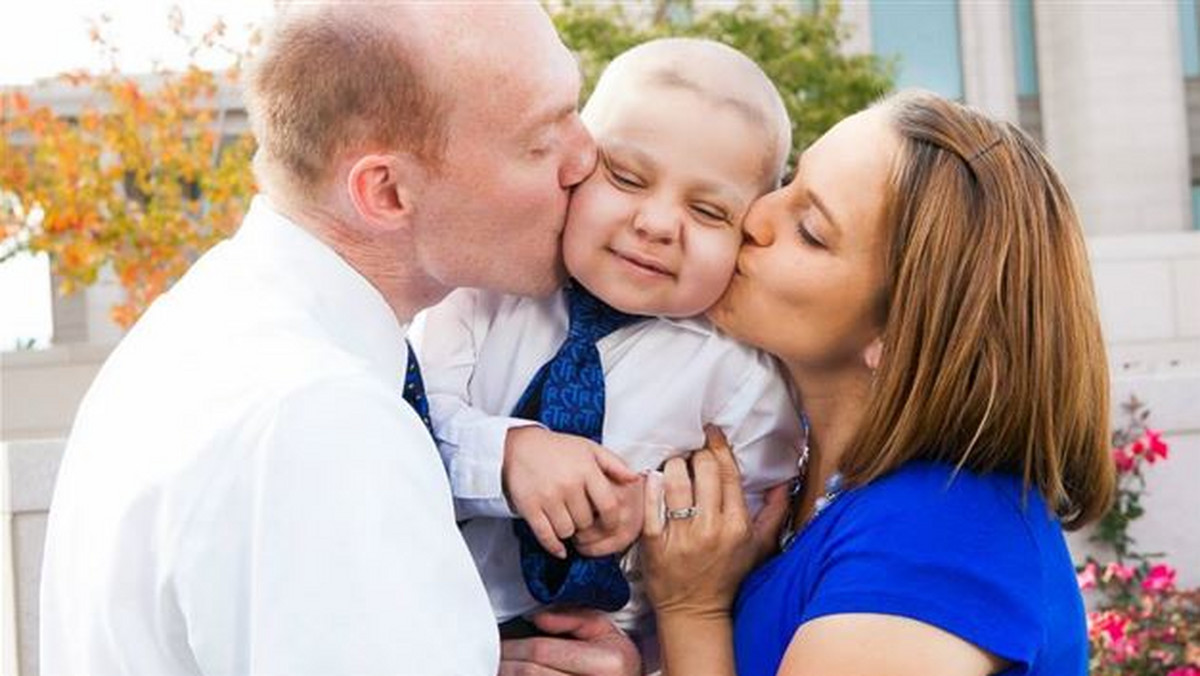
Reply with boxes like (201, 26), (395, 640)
(415, 37), (800, 649)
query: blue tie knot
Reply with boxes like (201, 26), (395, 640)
(565, 282), (642, 345)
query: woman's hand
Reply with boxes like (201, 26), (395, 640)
(641, 426), (790, 621)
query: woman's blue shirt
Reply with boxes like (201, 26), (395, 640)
(733, 461), (1087, 676)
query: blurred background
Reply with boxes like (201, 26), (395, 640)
(2, 1), (1198, 674)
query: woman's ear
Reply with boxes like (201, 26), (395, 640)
(862, 337), (883, 372)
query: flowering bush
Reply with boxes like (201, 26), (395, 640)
(1078, 396), (1199, 675)
(1, 10), (259, 328)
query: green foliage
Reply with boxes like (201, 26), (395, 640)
(550, 0), (895, 159)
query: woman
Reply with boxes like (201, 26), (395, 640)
(639, 90), (1115, 676)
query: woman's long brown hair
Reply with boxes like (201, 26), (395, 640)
(842, 91), (1115, 530)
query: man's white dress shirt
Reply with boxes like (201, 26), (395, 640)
(39, 198), (498, 676)
(414, 287), (801, 629)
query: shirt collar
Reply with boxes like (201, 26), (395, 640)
(656, 315), (717, 337)
(234, 195), (408, 381)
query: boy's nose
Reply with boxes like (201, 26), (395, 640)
(633, 203), (681, 244)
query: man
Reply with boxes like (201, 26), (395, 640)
(39, 3), (635, 674)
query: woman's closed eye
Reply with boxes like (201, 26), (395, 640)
(797, 215), (826, 248)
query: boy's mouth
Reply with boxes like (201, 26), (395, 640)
(609, 248), (674, 278)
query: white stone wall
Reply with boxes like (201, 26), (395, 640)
(1090, 232), (1200, 372)
(1071, 231), (1200, 587)
(1, 344), (111, 442)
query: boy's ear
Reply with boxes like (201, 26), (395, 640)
(862, 337), (883, 372)
(345, 153), (421, 233)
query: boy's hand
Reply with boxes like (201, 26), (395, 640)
(502, 426), (640, 558)
(573, 476), (645, 557)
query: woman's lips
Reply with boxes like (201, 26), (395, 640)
(734, 254), (752, 277)
(610, 248), (674, 278)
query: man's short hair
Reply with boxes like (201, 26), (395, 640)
(244, 6), (448, 193)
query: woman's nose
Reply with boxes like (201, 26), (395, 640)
(741, 200), (775, 248)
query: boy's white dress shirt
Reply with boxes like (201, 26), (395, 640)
(39, 197), (498, 676)
(416, 287), (801, 628)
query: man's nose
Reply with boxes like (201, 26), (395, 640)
(559, 120), (597, 188)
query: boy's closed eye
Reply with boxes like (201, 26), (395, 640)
(601, 152), (647, 190)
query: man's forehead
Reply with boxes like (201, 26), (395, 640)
(502, 47), (582, 136)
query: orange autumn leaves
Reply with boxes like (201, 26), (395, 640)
(1, 15), (258, 328)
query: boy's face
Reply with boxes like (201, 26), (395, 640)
(563, 86), (770, 318)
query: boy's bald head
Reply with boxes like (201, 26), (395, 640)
(583, 38), (792, 189)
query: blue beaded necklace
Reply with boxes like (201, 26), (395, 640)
(779, 412), (844, 551)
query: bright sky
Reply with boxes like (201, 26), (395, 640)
(0, 1), (274, 350)
(0, 0), (274, 85)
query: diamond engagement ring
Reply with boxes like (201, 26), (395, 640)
(666, 506), (700, 520)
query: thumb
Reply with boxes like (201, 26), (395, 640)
(593, 444), (640, 484)
(529, 608), (613, 640)
(751, 482), (790, 560)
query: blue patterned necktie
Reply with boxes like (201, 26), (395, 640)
(403, 340), (433, 437)
(511, 282), (644, 612)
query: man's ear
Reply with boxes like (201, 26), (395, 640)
(345, 153), (421, 233)
(862, 337), (883, 372)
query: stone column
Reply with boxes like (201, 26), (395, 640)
(83, 266), (123, 345)
(47, 273), (86, 345)
(1035, 1), (1191, 235)
(959, 0), (1020, 123)
(838, 0), (873, 56)
(49, 267), (123, 347)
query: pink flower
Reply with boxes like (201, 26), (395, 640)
(1108, 634), (1142, 663)
(1091, 610), (1129, 642)
(1142, 564), (1176, 593)
(1167, 667), (1200, 676)
(1149, 648), (1172, 664)
(1113, 446), (1136, 473)
(1104, 562), (1136, 583)
(1077, 562), (1098, 590)
(1145, 429), (1169, 462)
(1130, 439), (1147, 456)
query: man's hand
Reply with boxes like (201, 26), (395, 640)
(573, 475), (645, 557)
(503, 426), (640, 558)
(499, 609), (641, 676)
